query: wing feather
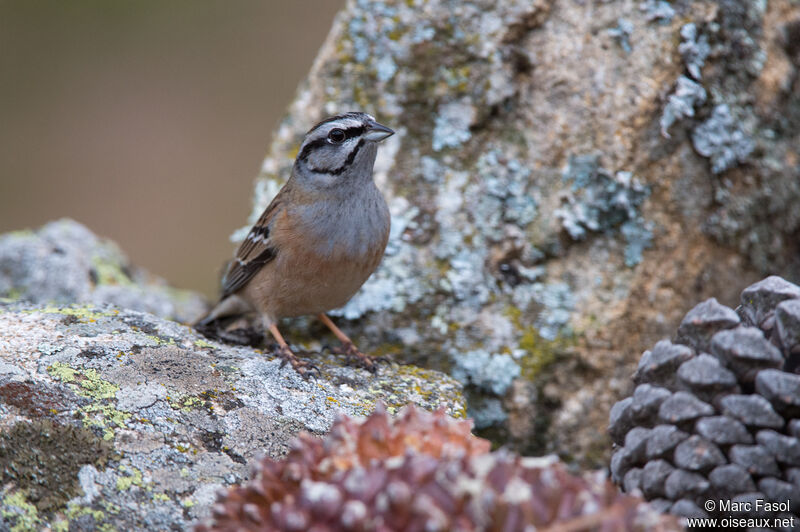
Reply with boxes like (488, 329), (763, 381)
(220, 190), (285, 298)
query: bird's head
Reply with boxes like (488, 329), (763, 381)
(294, 112), (394, 189)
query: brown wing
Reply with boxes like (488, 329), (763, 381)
(220, 189), (286, 298)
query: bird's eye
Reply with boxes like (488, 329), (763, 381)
(327, 128), (346, 144)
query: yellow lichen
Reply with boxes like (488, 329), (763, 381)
(115, 465), (143, 491)
(193, 339), (215, 349)
(47, 363), (130, 439)
(1, 490), (41, 532)
(90, 255), (132, 286)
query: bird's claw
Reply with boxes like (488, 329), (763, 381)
(276, 345), (319, 379)
(333, 342), (378, 373)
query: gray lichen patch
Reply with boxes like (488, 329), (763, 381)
(660, 76), (707, 137)
(691, 104), (755, 174)
(555, 154), (652, 266)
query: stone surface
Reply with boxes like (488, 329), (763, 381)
(641, 459), (674, 499)
(608, 396), (634, 445)
(623, 426), (650, 464)
(634, 341), (694, 387)
(0, 219), (207, 324)
(0, 302), (465, 531)
(669, 499), (707, 519)
(239, 0), (800, 462)
(758, 477), (800, 507)
(629, 384), (671, 424)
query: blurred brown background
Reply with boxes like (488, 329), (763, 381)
(0, 1), (344, 298)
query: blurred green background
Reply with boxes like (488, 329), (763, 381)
(0, 1), (344, 298)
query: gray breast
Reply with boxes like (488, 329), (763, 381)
(298, 185), (390, 259)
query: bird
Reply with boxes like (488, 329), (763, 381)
(196, 112), (394, 376)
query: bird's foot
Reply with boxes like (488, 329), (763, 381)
(333, 342), (378, 373)
(276, 344), (319, 379)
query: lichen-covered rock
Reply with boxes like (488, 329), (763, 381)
(242, 0), (800, 463)
(0, 219), (207, 324)
(0, 301), (465, 531)
(198, 405), (681, 532)
(610, 276), (800, 523)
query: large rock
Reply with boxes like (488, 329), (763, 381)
(0, 218), (465, 531)
(246, 0), (800, 462)
(0, 301), (464, 531)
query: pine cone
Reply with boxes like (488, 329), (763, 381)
(610, 275), (800, 525)
(200, 404), (680, 531)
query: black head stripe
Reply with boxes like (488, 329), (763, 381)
(342, 126), (365, 139)
(298, 138), (327, 162)
(307, 112), (367, 134)
(309, 138), (365, 176)
(297, 126), (366, 163)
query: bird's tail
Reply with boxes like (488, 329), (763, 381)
(193, 295), (263, 346)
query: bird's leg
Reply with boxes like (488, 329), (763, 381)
(317, 314), (377, 372)
(266, 322), (317, 377)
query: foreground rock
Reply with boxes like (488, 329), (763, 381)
(0, 301), (464, 530)
(250, 0), (800, 463)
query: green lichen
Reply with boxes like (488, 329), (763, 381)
(167, 394), (209, 414)
(29, 304), (116, 323)
(0, 420), (114, 513)
(81, 403), (131, 441)
(517, 328), (565, 381)
(1, 490), (41, 532)
(115, 465), (143, 491)
(52, 502), (116, 532)
(90, 255), (132, 286)
(152, 493), (170, 503)
(77, 368), (119, 400)
(1, 288), (22, 301)
(506, 306), (575, 381)
(47, 363), (130, 440)
(144, 334), (176, 345)
(193, 338), (215, 349)
(369, 364), (467, 419)
(47, 362), (118, 400)
(47, 362), (78, 383)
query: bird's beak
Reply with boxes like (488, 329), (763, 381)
(364, 121), (395, 142)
